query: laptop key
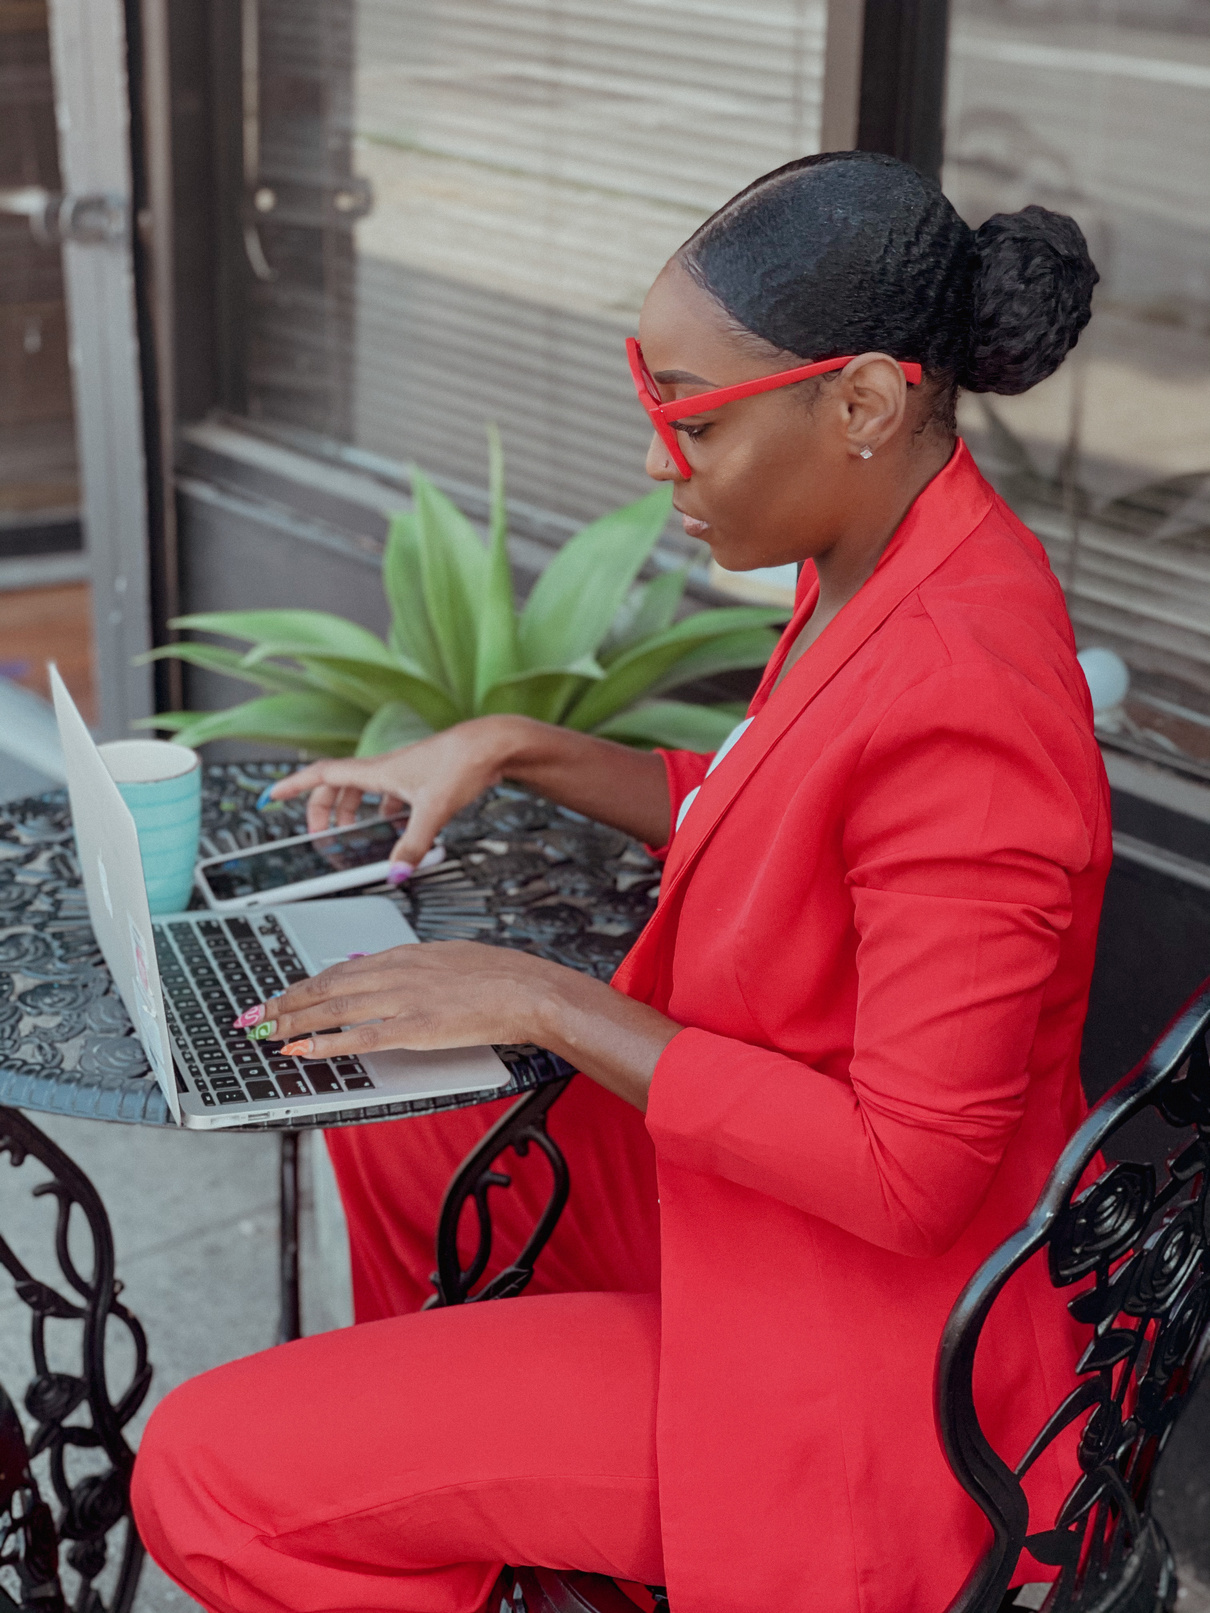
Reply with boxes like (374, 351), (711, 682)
(343, 1076), (374, 1090)
(277, 1073), (308, 1097)
(216, 1090), (248, 1104)
(304, 1065), (341, 1094)
(245, 1081), (276, 1101)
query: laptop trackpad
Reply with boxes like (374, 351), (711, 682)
(279, 895), (417, 974)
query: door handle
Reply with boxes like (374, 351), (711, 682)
(0, 187), (128, 246)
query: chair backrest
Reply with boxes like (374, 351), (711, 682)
(936, 981), (1210, 1613)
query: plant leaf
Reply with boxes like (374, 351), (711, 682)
(564, 606), (787, 731)
(517, 484), (673, 669)
(355, 701), (434, 756)
(594, 700), (749, 751)
(135, 643), (315, 695)
(412, 468), (487, 709)
(294, 655), (462, 727)
(600, 566), (689, 665)
(139, 693), (366, 754)
(473, 425), (520, 705)
(644, 627), (781, 698)
(479, 658), (603, 724)
(171, 610), (394, 665)
(383, 509), (450, 688)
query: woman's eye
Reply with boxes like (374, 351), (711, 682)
(674, 422), (708, 440)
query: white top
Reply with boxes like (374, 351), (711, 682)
(673, 717), (754, 833)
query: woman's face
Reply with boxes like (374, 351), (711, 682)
(636, 259), (920, 572)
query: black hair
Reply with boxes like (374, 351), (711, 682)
(677, 151), (1098, 413)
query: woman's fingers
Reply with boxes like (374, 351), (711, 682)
(333, 786), (363, 828)
(304, 782), (342, 834)
(278, 1017), (442, 1061)
(387, 793), (452, 875)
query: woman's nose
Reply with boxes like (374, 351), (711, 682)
(645, 431), (683, 483)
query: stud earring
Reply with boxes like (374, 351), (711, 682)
(858, 445), (874, 460)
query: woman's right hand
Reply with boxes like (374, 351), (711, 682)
(266, 716), (529, 878)
(266, 713), (673, 874)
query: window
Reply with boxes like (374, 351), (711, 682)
(943, 0), (1210, 776)
(228, 0), (827, 542)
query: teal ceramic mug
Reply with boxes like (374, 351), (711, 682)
(98, 739), (202, 915)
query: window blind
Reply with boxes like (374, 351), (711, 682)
(245, 0), (826, 538)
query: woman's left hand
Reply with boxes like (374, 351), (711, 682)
(255, 942), (561, 1056)
(242, 941), (682, 1111)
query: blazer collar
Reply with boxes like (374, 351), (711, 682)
(655, 440), (994, 909)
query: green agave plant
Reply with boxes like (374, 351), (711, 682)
(137, 433), (788, 757)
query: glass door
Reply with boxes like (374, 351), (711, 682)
(0, 0), (91, 744)
(0, 0), (155, 745)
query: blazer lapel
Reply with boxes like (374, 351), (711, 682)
(613, 444), (995, 1000)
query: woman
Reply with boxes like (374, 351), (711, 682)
(132, 152), (1107, 1613)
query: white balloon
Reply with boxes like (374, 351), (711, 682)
(1077, 647), (1130, 714)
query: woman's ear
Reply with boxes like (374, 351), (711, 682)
(838, 353), (908, 461)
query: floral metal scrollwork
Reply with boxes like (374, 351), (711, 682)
(938, 988), (1210, 1613)
(0, 1108), (149, 1613)
(426, 1076), (574, 1308)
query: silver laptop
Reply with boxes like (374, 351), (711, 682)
(51, 667), (510, 1129)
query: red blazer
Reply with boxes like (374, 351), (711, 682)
(613, 442), (1111, 1613)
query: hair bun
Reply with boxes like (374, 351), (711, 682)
(963, 205), (1099, 395)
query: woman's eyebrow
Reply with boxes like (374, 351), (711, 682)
(652, 368), (714, 386)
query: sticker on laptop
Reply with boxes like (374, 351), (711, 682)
(129, 916), (155, 1011)
(135, 998), (169, 1082)
(97, 852), (114, 918)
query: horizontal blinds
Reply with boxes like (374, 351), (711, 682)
(943, 9), (1210, 733)
(248, 0), (826, 537)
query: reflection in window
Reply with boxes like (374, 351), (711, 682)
(944, 0), (1210, 775)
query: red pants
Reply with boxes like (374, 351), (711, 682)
(132, 1078), (665, 1613)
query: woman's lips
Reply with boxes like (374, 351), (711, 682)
(678, 510), (710, 539)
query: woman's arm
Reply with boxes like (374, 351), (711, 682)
(645, 665), (1105, 1258)
(253, 939), (682, 1111)
(269, 714), (673, 867)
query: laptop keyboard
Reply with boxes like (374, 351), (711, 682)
(152, 913), (374, 1110)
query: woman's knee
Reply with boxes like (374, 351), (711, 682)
(132, 1368), (249, 1583)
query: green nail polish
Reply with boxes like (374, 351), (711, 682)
(247, 1020), (276, 1040)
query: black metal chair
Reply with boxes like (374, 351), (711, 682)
(0, 1108), (149, 1613)
(451, 983), (1210, 1613)
(935, 981), (1210, 1613)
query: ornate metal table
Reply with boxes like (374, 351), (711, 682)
(0, 764), (659, 1613)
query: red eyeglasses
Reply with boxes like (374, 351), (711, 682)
(625, 336), (923, 478)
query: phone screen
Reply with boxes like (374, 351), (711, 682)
(203, 817), (407, 903)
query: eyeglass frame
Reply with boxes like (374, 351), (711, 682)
(625, 336), (923, 479)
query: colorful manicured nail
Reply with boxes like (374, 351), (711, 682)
(233, 1004), (265, 1029)
(386, 862), (414, 886)
(255, 784), (278, 810)
(418, 845), (446, 871)
(246, 1020), (277, 1041)
(346, 951), (368, 958)
(281, 1039), (313, 1057)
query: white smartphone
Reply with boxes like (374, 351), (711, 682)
(195, 815), (429, 911)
